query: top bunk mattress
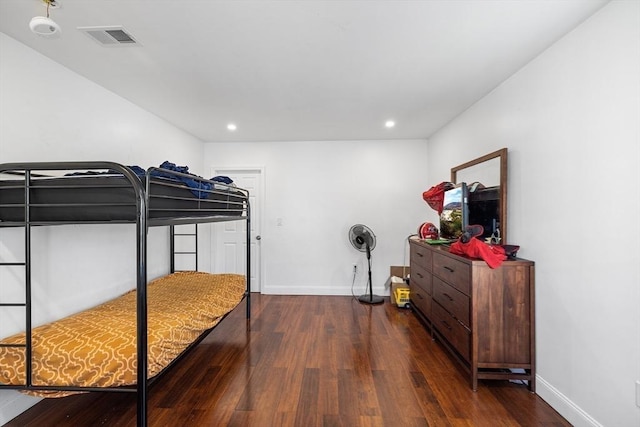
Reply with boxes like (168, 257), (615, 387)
(0, 174), (247, 223)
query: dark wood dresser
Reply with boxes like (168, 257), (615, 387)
(409, 238), (536, 391)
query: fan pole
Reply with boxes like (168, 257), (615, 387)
(358, 244), (384, 305)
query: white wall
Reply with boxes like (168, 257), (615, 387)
(204, 139), (429, 296)
(426, 2), (640, 426)
(0, 33), (204, 424)
(0, 34), (203, 170)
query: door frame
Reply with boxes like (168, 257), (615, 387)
(211, 166), (265, 294)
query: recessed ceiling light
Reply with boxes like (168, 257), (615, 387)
(227, 123), (237, 131)
(384, 120), (395, 128)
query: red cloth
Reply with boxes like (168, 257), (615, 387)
(422, 182), (455, 214)
(449, 238), (507, 268)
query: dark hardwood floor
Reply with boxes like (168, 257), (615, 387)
(5, 294), (570, 426)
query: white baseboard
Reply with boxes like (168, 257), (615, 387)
(536, 375), (602, 427)
(262, 284), (389, 296)
(0, 391), (41, 425)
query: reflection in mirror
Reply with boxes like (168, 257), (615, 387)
(455, 157), (500, 188)
(451, 148), (508, 244)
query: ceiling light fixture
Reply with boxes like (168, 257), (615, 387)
(227, 123), (237, 131)
(30, 0), (61, 38)
(384, 120), (396, 129)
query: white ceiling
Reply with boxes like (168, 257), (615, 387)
(0, 0), (608, 142)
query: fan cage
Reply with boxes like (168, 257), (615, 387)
(349, 224), (376, 252)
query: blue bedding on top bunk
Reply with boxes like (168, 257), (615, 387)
(152, 161), (212, 199)
(65, 161), (235, 200)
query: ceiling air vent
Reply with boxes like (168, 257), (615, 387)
(77, 26), (139, 46)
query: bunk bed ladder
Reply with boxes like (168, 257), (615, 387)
(169, 224), (198, 273)
(0, 170), (33, 387)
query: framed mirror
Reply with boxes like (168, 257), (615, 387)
(451, 148), (508, 244)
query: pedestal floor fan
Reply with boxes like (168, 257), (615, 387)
(349, 224), (384, 305)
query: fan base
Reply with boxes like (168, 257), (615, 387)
(358, 294), (385, 305)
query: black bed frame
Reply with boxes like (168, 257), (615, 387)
(0, 161), (251, 427)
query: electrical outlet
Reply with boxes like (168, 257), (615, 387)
(636, 380), (640, 408)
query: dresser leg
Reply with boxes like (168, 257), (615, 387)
(528, 371), (536, 393)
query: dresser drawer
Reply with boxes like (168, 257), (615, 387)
(410, 263), (432, 295)
(410, 286), (431, 318)
(410, 243), (432, 270)
(432, 301), (470, 361)
(433, 252), (471, 295)
(432, 276), (470, 327)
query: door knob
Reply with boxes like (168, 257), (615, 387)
(256, 235), (261, 240)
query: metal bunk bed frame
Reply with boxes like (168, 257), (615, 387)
(0, 161), (251, 427)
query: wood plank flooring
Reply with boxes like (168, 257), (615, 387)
(5, 294), (570, 426)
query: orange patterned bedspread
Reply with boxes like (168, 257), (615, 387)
(0, 271), (245, 397)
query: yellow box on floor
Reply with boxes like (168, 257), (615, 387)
(388, 265), (410, 307)
(394, 286), (411, 307)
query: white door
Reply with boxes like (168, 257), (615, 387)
(210, 167), (263, 293)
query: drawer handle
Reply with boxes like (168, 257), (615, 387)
(442, 292), (454, 301)
(416, 272), (424, 279)
(440, 320), (452, 331)
(417, 252), (424, 257)
(416, 293), (424, 300)
(444, 266), (455, 273)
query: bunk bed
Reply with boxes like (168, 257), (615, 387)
(0, 161), (251, 427)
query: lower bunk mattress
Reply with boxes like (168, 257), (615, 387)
(0, 271), (245, 397)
